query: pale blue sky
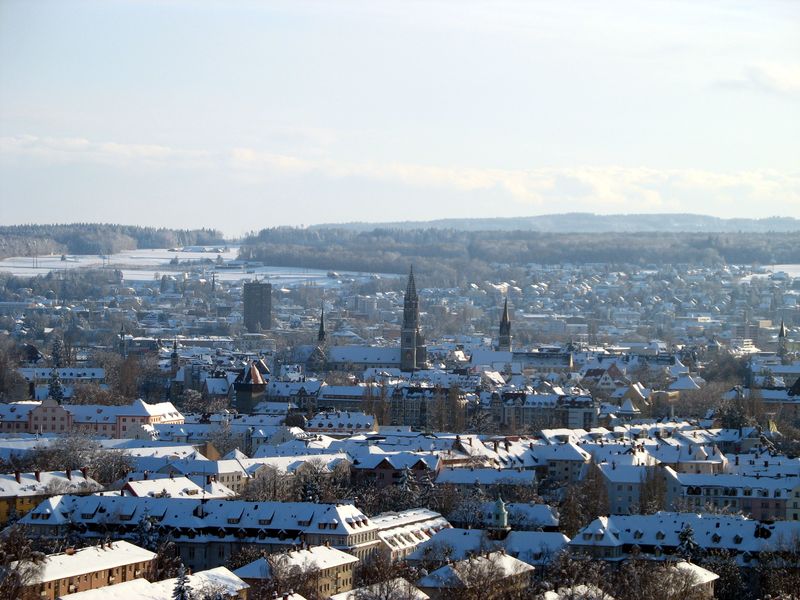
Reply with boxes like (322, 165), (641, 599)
(1, 0), (798, 234)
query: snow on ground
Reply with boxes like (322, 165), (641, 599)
(0, 247), (390, 286)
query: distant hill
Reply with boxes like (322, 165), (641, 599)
(312, 213), (800, 233)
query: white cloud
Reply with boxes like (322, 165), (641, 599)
(2, 134), (798, 218)
(716, 62), (800, 98)
(0, 134), (210, 168)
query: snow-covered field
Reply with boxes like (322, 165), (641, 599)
(0, 247), (384, 286)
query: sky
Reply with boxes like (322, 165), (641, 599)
(0, 0), (799, 235)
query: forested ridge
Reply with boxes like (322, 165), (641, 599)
(314, 212), (800, 233)
(239, 227), (800, 284)
(0, 224), (225, 259)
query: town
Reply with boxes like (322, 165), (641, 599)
(2, 1), (798, 598)
(0, 238), (798, 600)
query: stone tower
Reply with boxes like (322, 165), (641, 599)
(498, 297), (512, 352)
(401, 267), (426, 371)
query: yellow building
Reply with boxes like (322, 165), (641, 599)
(0, 469), (101, 525)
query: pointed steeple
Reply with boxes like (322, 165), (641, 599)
(406, 265), (417, 298)
(779, 320), (787, 339)
(402, 265), (423, 371)
(318, 306), (327, 344)
(498, 297), (512, 352)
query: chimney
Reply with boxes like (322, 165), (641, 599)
(144, 471), (149, 480)
(735, 455), (739, 466)
(81, 467), (88, 479)
(14, 471), (20, 483)
(66, 469), (72, 480)
(35, 470), (41, 482)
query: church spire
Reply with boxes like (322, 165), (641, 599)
(406, 265), (417, 298)
(498, 297), (512, 352)
(318, 306), (327, 344)
(401, 265), (425, 371)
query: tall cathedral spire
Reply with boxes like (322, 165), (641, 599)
(498, 297), (512, 352)
(318, 306), (327, 344)
(401, 266), (426, 371)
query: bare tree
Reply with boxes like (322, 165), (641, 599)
(638, 466), (666, 514)
(0, 525), (46, 599)
(355, 552), (421, 600)
(242, 466), (294, 502)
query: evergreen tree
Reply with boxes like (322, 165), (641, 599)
(677, 523), (702, 562)
(135, 508), (160, 551)
(50, 338), (64, 368)
(302, 478), (321, 503)
(417, 469), (436, 510)
(173, 563), (192, 600)
(48, 369), (65, 404)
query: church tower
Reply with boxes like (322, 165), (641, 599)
(778, 320), (788, 362)
(318, 306), (327, 344)
(401, 267), (426, 371)
(498, 297), (512, 352)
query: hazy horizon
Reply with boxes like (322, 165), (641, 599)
(1, 1), (799, 234)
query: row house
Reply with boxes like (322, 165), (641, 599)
(350, 453), (440, 489)
(18, 367), (106, 401)
(489, 391), (599, 432)
(665, 468), (800, 521)
(16, 540), (155, 600)
(569, 512), (800, 565)
(0, 469), (101, 524)
(20, 495), (383, 570)
(0, 398), (183, 438)
(234, 544), (358, 598)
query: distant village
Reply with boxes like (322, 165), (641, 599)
(0, 251), (799, 600)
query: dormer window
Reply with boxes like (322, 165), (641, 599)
(656, 531), (665, 540)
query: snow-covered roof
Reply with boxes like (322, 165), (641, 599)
(16, 540), (155, 584)
(0, 470), (101, 498)
(417, 551), (533, 589)
(234, 545), (359, 580)
(330, 578), (429, 600)
(435, 467), (535, 486)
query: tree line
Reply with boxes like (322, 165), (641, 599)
(239, 227), (800, 284)
(0, 223), (225, 259)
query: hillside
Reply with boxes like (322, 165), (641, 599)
(312, 213), (800, 233)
